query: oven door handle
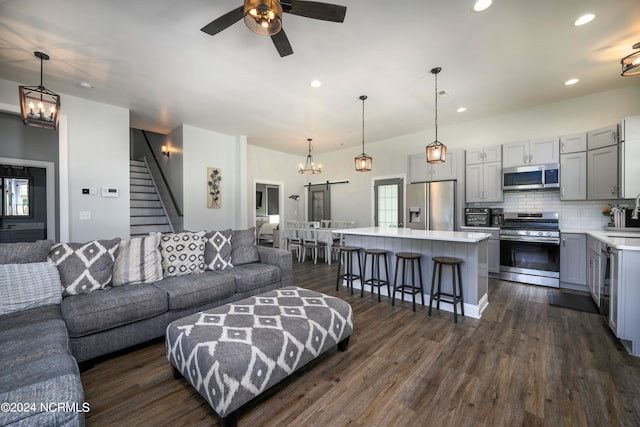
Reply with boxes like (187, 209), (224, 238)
(499, 235), (560, 244)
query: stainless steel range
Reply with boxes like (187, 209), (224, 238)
(499, 212), (560, 287)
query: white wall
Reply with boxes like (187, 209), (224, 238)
(0, 79), (130, 242)
(182, 125), (247, 231)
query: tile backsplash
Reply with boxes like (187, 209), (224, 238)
(469, 191), (634, 230)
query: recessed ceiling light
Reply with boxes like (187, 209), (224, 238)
(309, 80), (322, 88)
(473, 0), (492, 12)
(565, 78), (579, 86)
(457, 107), (467, 113)
(79, 81), (93, 89)
(574, 13), (595, 26)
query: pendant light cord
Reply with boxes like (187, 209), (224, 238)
(360, 95), (368, 153)
(434, 70), (438, 142)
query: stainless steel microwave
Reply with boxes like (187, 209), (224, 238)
(502, 163), (560, 191)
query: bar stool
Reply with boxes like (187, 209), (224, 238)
(428, 256), (464, 323)
(335, 246), (362, 295)
(392, 252), (424, 312)
(362, 249), (390, 302)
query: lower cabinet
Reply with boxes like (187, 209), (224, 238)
(559, 233), (587, 290)
(586, 236), (603, 307)
(461, 227), (499, 274)
(608, 248), (640, 357)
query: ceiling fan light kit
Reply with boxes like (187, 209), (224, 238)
(355, 95), (372, 172)
(426, 67), (447, 164)
(18, 51), (61, 130)
(244, 0), (283, 36)
(621, 42), (640, 76)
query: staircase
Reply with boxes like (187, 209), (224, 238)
(129, 159), (173, 237)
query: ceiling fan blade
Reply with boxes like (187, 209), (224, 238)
(200, 6), (244, 36)
(281, 1), (347, 23)
(271, 29), (294, 57)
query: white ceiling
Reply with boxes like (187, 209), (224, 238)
(1, 0), (639, 155)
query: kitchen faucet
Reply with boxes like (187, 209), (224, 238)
(633, 193), (640, 220)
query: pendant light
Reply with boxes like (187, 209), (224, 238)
(426, 67), (447, 164)
(298, 138), (322, 174)
(19, 51), (61, 130)
(354, 95), (372, 172)
(244, 0), (283, 36)
(621, 42), (640, 76)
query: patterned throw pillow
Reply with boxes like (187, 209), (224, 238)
(160, 231), (206, 277)
(0, 261), (62, 315)
(204, 229), (233, 271)
(231, 227), (260, 266)
(112, 233), (163, 286)
(47, 239), (120, 297)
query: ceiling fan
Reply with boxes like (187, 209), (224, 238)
(200, 0), (347, 57)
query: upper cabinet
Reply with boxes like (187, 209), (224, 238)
(560, 132), (587, 200)
(466, 145), (502, 165)
(410, 150), (458, 183)
(502, 137), (559, 168)
(560, 132), (587, 154)
(587, 124), (619, 150)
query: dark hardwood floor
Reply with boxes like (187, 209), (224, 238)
(81, 257), (640, 426)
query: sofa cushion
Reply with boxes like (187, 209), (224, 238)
(0, 261), (62, 315)
(152, 272), (236, 311)
(61, 284), (168, 337)
(0, 240), (54, 264)
(0, 319), (70, 370)
(47, 239), (120, 296)
(160, 231), (206, 277)
(113, 233), (163, 286)
(204, 229), (233, 271)
(218, 263), (281, 293)
(231, 228), (259, 265)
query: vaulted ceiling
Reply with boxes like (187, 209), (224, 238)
(1, 0), (638, 155)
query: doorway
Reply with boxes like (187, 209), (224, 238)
(254, 180), (283, 247)
(374, 177), (404, 228)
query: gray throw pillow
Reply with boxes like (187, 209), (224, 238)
(0, 240), (54, 264)
(47, 239), (120, 297)
(0, 261), (62, 315)
(204, 229), (233, 271)
(160, 231), (206, 277)
(112, 233), (163, 286)
(231, 228), (260, 265)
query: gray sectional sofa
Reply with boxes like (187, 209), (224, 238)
(0, 229), (292, 426)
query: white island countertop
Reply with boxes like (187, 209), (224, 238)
(336, 227), (491, 243)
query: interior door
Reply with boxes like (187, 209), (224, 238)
(308, 184), (331, 222)
(374, 178), (404, 228)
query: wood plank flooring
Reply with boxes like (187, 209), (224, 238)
(81, 257), (640, 426)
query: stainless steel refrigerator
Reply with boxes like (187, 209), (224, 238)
(406, 181), (456, 231)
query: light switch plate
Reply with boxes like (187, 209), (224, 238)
(79, 211), (91, 220)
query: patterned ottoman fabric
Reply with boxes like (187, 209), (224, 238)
(166, 286), (353, 419)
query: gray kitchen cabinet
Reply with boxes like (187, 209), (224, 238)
(502, 137), (559, 168)
(560, 132), (587, 154)
(461, 226), (499, 274)
(587, 145), (618, 200)
(409, 151), (457, 183)
(608, 247), (640, 357)
(465, 161), (502, 203)
(587, 124), (619, 150)
(466, 145), (501, 165)
(560, 233), (587, 290)
(587, 236), (603, 307)
(560, 151), (587, 200)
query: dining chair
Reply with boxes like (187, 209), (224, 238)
(301, 227), (326, 264)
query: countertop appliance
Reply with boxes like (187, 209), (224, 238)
(499, 212), (560, 287)
(406, 181), (456, 231)
(502, 163), (560, 191)
(464, 207), (490, 227)
(491, 208), (504, 227)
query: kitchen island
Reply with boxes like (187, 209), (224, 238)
(336, 227), (491, 318)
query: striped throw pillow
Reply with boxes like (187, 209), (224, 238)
(0, 261), (62, 315)
(112, 233), (163, 286)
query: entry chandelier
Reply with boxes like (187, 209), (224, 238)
(426, 67), (447, 164)
(354, 95), (372, 172)
(244, 0), (283, 36)
(621, 41), (640, 76)
(19, 51), (61, 130)
(298, 138), (322, 174)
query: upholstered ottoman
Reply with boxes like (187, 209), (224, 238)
(166, 286), (353, 426)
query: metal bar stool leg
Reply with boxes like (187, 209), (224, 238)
(383, 253), (390, 300)
(392, 257), (400, 306)
(451, 264), (458, 323)
(458, 263), (464, 316)
(428, 260), (437, 316)
(417, 257), (424, 307)
(335, 250), (343, 291)
(410, 257), (416, 312)
(361, 251), (368, 297)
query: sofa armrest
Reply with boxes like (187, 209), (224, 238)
(257, 246), (293, 288)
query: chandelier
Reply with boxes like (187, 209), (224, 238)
(19, 51), (61, 130)
(298, 138), (322, 174)
(354, 95), (372, 172)
(425, 67), (447, 164)
(621, 42), (640, 76)
(244, 0), (283, 36)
